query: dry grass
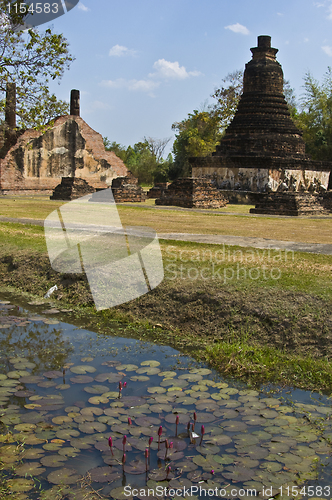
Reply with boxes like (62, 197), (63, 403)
(0, 195), (331, 244)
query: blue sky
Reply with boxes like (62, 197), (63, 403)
(46, 0), (332, 156)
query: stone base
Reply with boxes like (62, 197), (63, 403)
(155, 177), (227, 209)
(220, 190), (264, 205)
(111, 172), (146, 203)
(147, 183), (170, 198)
(250, 192), (331, 216)
(50, 177), (96, 201)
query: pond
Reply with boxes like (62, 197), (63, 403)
(0, 294), (332, 500)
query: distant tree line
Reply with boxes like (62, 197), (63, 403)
(103, 136), (173, 185)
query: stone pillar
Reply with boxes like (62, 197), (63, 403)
(5, 82), (16, 129)
(70, 89), (80, 116)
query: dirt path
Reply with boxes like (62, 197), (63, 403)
(1, 215), (331, 255)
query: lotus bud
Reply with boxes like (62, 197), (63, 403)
(169, 442), (173, 449)
(123, 381), (127, 388)
(158, 426), (162, 437)
(165, 439), (169, 449)
(187, 422), (191, 431)
(145, 448), (149, 459)
(148, 436), (153, 446)
(119, 381), (122, 390)
(166, 465), (171, 478)
(193, 412), (197, 421)
(128, 417), (132, 425)
(122, 435), (127, 445)
(175, 415), (179, 425)
(210, 469), (214, 475)
(108, 436), (113, 448)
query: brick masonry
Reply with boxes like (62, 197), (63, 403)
(155, 177), (227, 208)
(0, 116), (128, 193)
(50, 177), (96, 200)
(250, 192), (331, 216)
(111, 171), (146, 203)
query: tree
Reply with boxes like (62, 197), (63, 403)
(171, 108), (222, 178)
(212, 69), (243, 131)
(294, 68), (332, 161)
(0, 2), (73, 128)
(103, 137), (173, 184)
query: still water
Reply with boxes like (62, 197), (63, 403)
(0, 294), (332, 500)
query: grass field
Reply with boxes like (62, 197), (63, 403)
(0, 195), (331, 244)
(0, 195), (331, 390)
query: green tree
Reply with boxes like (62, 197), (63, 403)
(294, 68), (332, 161)
(103, 137), (173, 184)
(171, 108), (222, 178)
(212, 69), (243, 131)
(0, 2), (74, 128)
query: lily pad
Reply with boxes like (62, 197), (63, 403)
(41, 454), (68, 467)
(141, 360), (161, 367)
(88, 396), (109, 405)
(205, 434), (232, 446)
(78, 422), (107, 434)
(110, 486), (133, 500)
(84, 385), (110, 394)
(94, 372), (122, 383)
(136, 367), (160, 375)
(16, 462), (46, 476)
(47, 468), (81, 485)
(89, 466), (121, 482)
(223, 466), (255, 482)
(43, 370), (64, 379)
(6, 478), (35, 492)
(70, 365), (96, 374)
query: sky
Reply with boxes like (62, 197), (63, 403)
(44, 0), (332, 156)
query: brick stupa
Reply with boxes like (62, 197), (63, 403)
(190, 35), (331, 195)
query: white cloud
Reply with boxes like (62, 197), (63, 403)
(149, 59), (201, 80)
(224, 23), (250, 35)
(109, 44), (136, 57)
(78, 3), (90, 11)
(322, 45), (332, 56)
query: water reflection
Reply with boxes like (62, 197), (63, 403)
(0, 295), (332, 500)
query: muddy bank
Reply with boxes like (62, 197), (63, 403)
(0, 251), (331, 361)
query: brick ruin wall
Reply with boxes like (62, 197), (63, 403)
(0, 116), (128, 194)
(156, 177), (227, 209)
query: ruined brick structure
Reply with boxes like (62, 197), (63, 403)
(250, 192), (331, 216)
(111, 171), (146, 203)
(156, 177), (227, 208)
(0, 89), (128, 194)
(190, 36), (331, 194)
(147, 182), (170, 199)
(50, 177), (96, 200)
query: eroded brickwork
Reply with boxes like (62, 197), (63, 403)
(50, 177), (96, 200)
(111, 172), (146, 203)
(0, 116), (128, 193)
(156, 177), (227, 208)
